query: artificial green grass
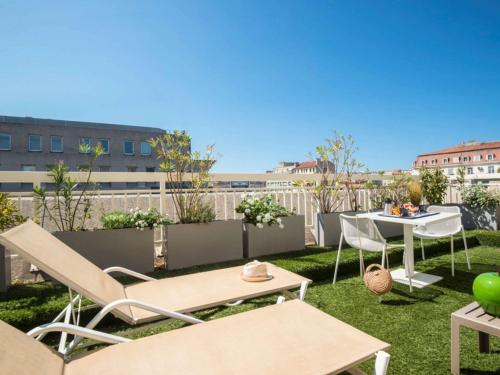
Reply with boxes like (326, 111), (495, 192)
(0, 231), (499, 374)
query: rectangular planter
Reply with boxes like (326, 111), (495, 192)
(0, 244), (10, 292)
(54, 228), (155, 274)
(314, 211), (402, 248)
(244, 215), (305, 258)
(165, 220), (243, 270)
(443, 204), (498, 231)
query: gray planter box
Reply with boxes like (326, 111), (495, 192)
(443, 204), (498, 230)
(0, 244), (10, 292)
(165, 220), (243, 270)
(314, 211), (402, 248)
(313, 212), (343, 247)
(54, 228), (155, 274)
(244, 215), (305, 258)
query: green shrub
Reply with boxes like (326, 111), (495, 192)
(420, 166), (448, 205)
(236, 193), (292, 228)
(475, 230), (500, 247)
(0, 193), (25, 231)
(462, 184), (500, 208)
(101, 208), (171, 230)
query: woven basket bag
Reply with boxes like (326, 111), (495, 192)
(363, 264), (392, 296)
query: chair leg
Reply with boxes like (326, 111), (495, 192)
(385, 252), (390, 269)
(420, 238), (425, 260)
(462, 227), (471, 271)
(333, 233), (343, 284)
(450, 235), (455, 277)
(359, 249), (365, 277)
(381, 246), (386, 268)
(373, 351), (391, 375)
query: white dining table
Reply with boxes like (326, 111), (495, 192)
(356, 211), (461, 292)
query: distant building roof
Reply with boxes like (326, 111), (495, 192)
(417, 141), (500, 157)
(295, 161), (318, 169)
(0, 115), (165, 133)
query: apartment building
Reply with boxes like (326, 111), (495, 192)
(0, 115), (168, 173)
(412, 141), (500, 183)
(270, 161), (299, 174)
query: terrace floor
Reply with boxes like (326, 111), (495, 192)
(1, 231), (499, 374)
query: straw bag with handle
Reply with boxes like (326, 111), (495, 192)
(363, 264), (392, 296)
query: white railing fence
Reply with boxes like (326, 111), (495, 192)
(1, 171), (498, 231)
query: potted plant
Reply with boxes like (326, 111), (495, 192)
(459, 184), (499, 230)
(236, 193), (304, 257)
(0, 193), (26, 291)
(311, 132), (364, 247)
(54, 208), (171, 274)
(150, 131), (243, 270)
(420, 166), (448, 205)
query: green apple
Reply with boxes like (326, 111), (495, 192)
(473, 272), (500, 317)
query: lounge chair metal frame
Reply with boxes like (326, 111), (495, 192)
(45, 265), (309, 355)
(26, 316), (390, 375)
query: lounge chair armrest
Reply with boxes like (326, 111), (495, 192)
(27, 322), (131, 345)
(103, 266), (156, 281)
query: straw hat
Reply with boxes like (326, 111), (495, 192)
(241, 261), (273, 282)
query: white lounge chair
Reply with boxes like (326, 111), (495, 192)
(333, 214), (404, 284)
(1, 300), (391, 375)
(413, 205), (471, 276)
(0, 220), (310, 354)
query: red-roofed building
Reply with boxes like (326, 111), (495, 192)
(292, 160), (334, 174)
(413, 141), (500, 182)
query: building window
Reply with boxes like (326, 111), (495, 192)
(145, 167), (155, 172)
(123, 140), (135, 155)
(467, 167), (473, 175)
(98, 139), (110, 154)
(0, 133), (11, 150)
(488, 166), (494, 174)
(127, 166), (137, 172)
(79, 137), (91, 153)
(50, 136), (63, 153)
(448, 168), (454, 175)
(21, 165), (36, 171)
(46, 164), (55, 171)
(140, 141), (151, 155)
(99, 166), (111, 172)
(29, 135), (42, 152)
(487, 154), (495, 160)
(443, 158), (448, 164)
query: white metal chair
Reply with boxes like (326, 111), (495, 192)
(413, 205), (471, 276)
(333, 214), (404, 284)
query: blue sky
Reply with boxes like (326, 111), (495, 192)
(1, 0), (499, 172)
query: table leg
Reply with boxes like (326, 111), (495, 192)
(403, 224), (414, 292)
(451, 317), (460, 375)
(478, 331), (490, 353)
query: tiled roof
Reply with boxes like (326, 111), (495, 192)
(417, 141), (500, 157)
(295, 161), (318, 169)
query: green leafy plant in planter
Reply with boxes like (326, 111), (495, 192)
(33, 143), (103, 231)
(408, 180), (423, 206)
(102, 208), (172, 230)
(462, 184), (500, 208)
(420, 166), (448, 205)
(0, 193), (26, 231)
(365, 173), (411, 209)
(236, 193), (292, 228)
(150, 130), (216, 224)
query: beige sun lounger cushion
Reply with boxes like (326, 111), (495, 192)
(0, 221), (310, 324)
(0, 300), (390, 375)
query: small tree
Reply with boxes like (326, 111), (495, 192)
(420, 166), (448, 205)
(33, 144), (103, 231)
(342, 135), (365, 211)
(310, 131), (350, 213)
(0, 193), (26, 231)
(150, 130), (216, 224)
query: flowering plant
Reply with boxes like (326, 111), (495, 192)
(101, 208), (172, 231)
(236, 193), (292, 229)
